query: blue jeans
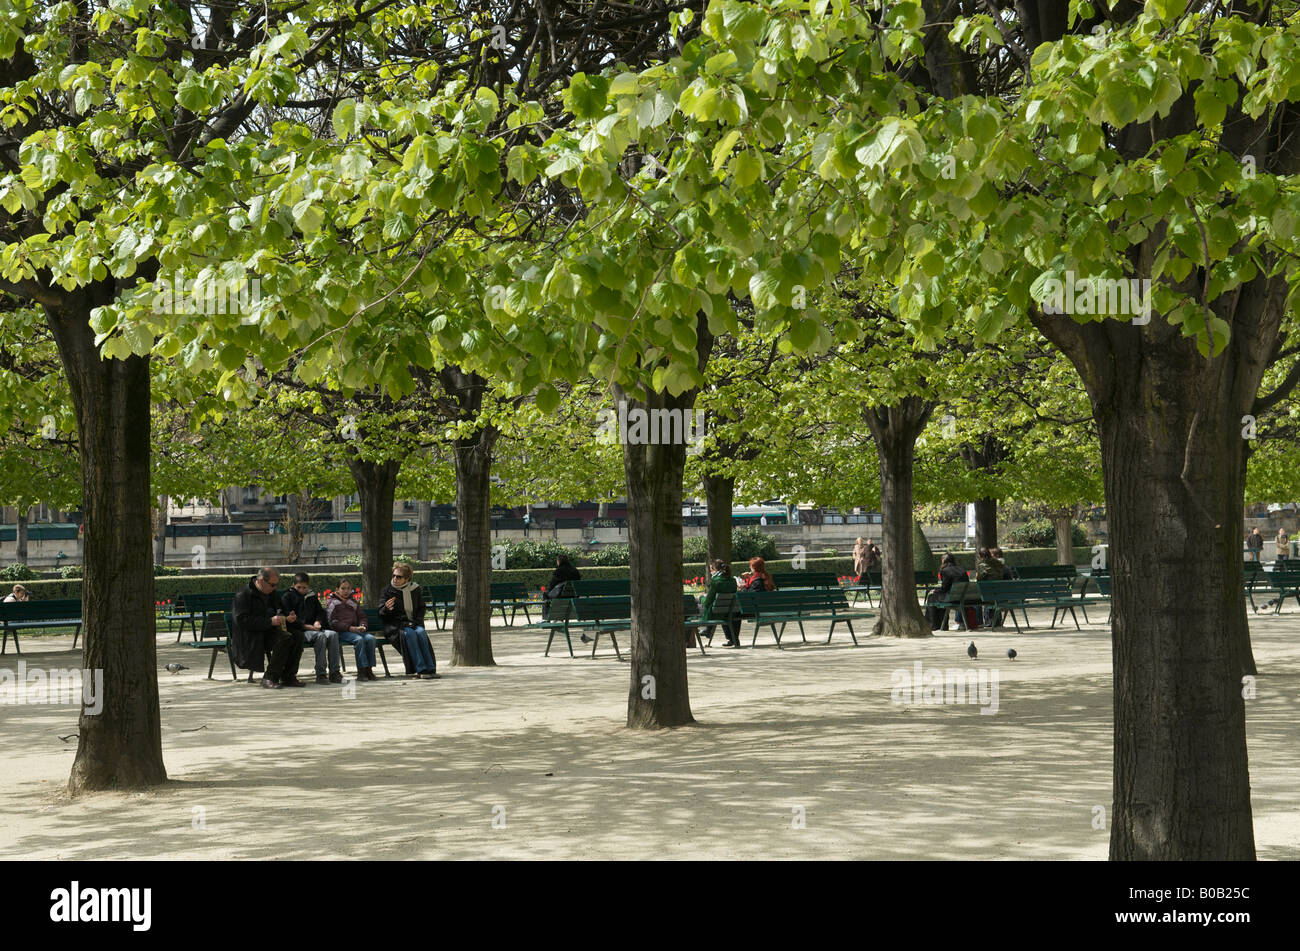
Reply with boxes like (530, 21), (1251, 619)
(399, 626), (437, 674)
(338, 630), (377, 669)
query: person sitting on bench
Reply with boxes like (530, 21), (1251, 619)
(231, 567), (305, 689)
(975, 547), (1009, 627)
(925, 553), (968, 631)
(325, 579), (378, 681)
(283, 572), (343, 684)
(701, 559), (740, 648)
(741, 556), (775, 592)
(3, 584), (29, 602)
(379, 563), (439, 680)
(542, 554), (581, 618)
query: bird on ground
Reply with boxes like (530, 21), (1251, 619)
(967, 642), (978, 660)
(163, 663), (189, 674)
(1007, 648), (1017, 660)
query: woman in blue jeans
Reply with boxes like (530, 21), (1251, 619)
(325, 579), (379, 680)
(378, 563), (440, 679)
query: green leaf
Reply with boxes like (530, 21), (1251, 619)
(332, 99), (357, 138)
(711, 129), (741, 173)
(293, 200), (324, 235)
(565, 73), (611, 120)
(731, 150), (763, 187)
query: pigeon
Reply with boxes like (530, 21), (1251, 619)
(1007, 648), (1017, 660)
(967, 642), (978, 660)
(163, 663), (189, 674)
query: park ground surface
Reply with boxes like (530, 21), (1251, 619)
(1, 608), (1298, 860)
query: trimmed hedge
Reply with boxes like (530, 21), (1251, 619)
(9, 547), (1100, 601)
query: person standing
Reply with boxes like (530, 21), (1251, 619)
(1276, 527), (1290, 563)
(231, 567), (305, 689)
(1246, 527), (1264, 562)
(326, 579), (378, 680)
(283, 572), (343, 684)
(852, 537), (880, 579)
(379, 563), (439, 679)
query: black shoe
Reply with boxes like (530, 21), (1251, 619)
(328, 672), (344, 684)
(261, 678), (281, 689)
(282, 677), (306, 688)
(315, 674), (330, 684)
(579, 634), (592, 644)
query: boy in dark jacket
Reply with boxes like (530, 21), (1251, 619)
(230, 568), (304, 688)
(282, 572), (342, 684)
(378, 563), (439, 679)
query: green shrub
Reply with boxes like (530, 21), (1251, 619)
(59, 564), (83, 578)
(912, 521), (936, 573)
(439, 548), (458, 569)
(0, 563), (38, 581)
(732, 527), (778, 561)
(1005, 518), (1087, 548)
(683, 528), (778, 563)
(153, 564), (182, 576)
(393, 553), (419, 567)
(823, 547), (839, 556)
(589, 544), (629, 566)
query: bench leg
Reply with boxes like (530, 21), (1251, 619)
(377, 645), (392, 677)
(207, 647), (218, 680)
(521, 605), (532, 624)
(696, 631), (707, 656)
(590, 632), (600, 659)
(72, 624), (82, 649)
(797, 620), (807, 644)
(611, 632), (622, 662)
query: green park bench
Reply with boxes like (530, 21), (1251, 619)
(842, 570), (878, 606)
(422, 584), (457, 629)
(0, 599), (84, 655)
(769, 571), (841, 590)
(169, 592), (238, 643)
(569, 578), (631, 598)
(973, 579), (1085, 634)
(735, 589), (873, 648)
(490, 581), (534, 625)
(570, 593), (713, 660)
(1248, 564), (1300, 614)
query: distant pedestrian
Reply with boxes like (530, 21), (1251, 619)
(1246, 528), (1264, 562)
(1276, 527), (1289, 563)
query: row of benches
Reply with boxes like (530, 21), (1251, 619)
(532, 587), (876, 658)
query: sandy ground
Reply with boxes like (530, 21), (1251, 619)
(1, 605), (1297, 861)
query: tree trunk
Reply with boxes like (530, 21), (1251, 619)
(46, 297), (166, 793)
(153, 496), (167, 567)
(1052, 509), (1074, 566)
(864, 398), (934, 638)
(15, 506), (28, 565)
(440, 365), (497, 667)
(348, 458), (400, 609)
(1034, 303), (1270, 860)
(450, 425), (498, 666)
(703, 472), (734, 569)
(286, 492), (304, 563)
(417, 500), (432, 562)
(619, 313), (711, 729)
(974, 497), (998, 550)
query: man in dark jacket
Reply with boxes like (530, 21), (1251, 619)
(542, 555), (581, 621)
(230, 568), (305, 689)
(282, 572), (342, 684)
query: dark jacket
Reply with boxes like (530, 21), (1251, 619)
(281, 588), (327, 634)
(701, 571), (738, 620)
(741, 573), (774, 592)
(379, 582), (426, 630)
(230, 579), (283, 672)
(325, 593), (365, 634)
(933, 563), (968, 596)
(975, 557), (1007, 582)
(1247, 532), (1264, 550)
(543, 562), (581, 598)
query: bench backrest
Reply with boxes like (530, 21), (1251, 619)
(179, 592), (239, 613)
(933, 581), (983, 604)
(978, 579), (1074, 600)
(769, 572), (840, 590)
(571, 579), (632, 598)
(0, 599), (82, 621)
(736, 589), (846, 616)
(573, 594), (699, 623)
(1014, 565), (1078, 580)
(489, 581), (530, 599)
(704, 591), (739, 620)
(423, 584), (457, 603)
